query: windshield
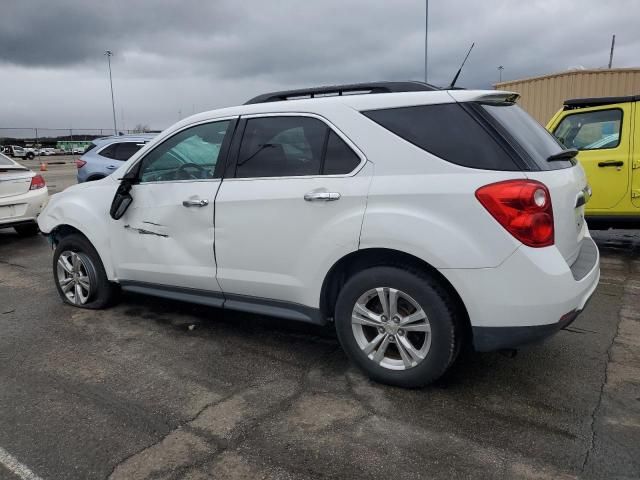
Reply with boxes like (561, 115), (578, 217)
(482, 103), (573, 170)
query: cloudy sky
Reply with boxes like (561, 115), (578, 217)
(0, 0), (638, 133)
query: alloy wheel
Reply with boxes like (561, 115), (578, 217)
(56, 251), (95, 305)
(351, 287), (432, 371)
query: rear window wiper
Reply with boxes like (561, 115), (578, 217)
(547, 148), (578, 162)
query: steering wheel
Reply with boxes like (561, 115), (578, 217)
(176, 162), (208, 179)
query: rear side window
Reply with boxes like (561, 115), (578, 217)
(235, 116), (361, 178)
(363, 104), (519, 171)
(552, 109), (622, 151)
(99, 142), (142, 161)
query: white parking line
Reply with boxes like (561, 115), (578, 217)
(0, 446), (43, 480)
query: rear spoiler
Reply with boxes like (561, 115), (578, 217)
(447, 90), (520, 104)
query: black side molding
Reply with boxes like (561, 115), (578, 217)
(119, 281), (326, 326)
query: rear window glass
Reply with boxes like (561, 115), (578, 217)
(481, 104), (572, 170)
(0, 152), (15, 165)
(363, 103), (519, 171)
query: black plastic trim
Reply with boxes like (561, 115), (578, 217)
(586, 216), (640, 230)
(472, 310), (581, 352)
(244, 81), (439, 105)
(0, 219), (37, 230)
(564, 95), (639, 109)
(118, 280), (326, 325)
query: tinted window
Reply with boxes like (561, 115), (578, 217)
(364, 104), (518, 171)
(114, 142), (143, 161)
(83, 143), (98, 154)
(553, 109), (622, 151)
(98, 144), (118, 160)
(236, 117), (326, 178)
(482, 104), (571, 170)
(323, 131), (361, 174)
(139, 120), (230, 183)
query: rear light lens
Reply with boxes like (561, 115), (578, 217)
(475, 180), (554, 247)
(75, 159), (87, 169)
(29, 174), (46, 190)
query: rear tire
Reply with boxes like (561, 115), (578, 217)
(26, 152), (35, 160)
(53, 233), (119, 309)
(14, 223), (39, 237)
(335, 266), (459, 388)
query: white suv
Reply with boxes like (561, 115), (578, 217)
(38, 82), (600, 387)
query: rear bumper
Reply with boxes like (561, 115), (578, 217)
(440, 235), (600, 352)
(472, 308), (583, 352)
(0, 188), (49, 228)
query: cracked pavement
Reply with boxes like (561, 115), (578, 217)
(0, 222), (639, 479)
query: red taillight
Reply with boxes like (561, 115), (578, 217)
(475, 180), (554, 247)
(75, 159), (87, 169)
(30, 174), (46, 190)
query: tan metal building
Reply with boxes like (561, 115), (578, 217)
(494, 67), (640, 125)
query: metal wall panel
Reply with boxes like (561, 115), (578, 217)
(495, 68), (640, 125)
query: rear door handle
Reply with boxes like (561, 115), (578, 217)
(182, 199), (209, 207)
(304, 191), (341, 201)
(598, 160), (624, 168)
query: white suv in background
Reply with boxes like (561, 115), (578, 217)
(38, 82), (600, 387)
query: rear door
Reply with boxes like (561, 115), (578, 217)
(551, 104), (632, 211)
(214, 114), (371, 307)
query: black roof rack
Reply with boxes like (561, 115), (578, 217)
(244, 81), (440, 105)
(564, 94), (640, 109)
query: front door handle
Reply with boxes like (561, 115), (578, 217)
(182, 199), (209, 207)
(598, 160), (624, 168)
(304, 191), (341, 202)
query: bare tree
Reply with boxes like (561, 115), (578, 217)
(133, 123), (150, 133)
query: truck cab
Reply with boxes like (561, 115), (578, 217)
(547, 95), (639, 228)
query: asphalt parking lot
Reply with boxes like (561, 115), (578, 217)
(0, 165), (639, 479)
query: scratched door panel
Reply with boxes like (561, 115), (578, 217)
(112, 180), (221, 292)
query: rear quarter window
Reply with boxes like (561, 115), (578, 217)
(363, 103), (520, 171)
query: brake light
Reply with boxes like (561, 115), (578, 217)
(75, 159), (87, 169)
(475, 180), (554, 247)
(29, 174), (46, 190)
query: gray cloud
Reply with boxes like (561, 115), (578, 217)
(0, 0), (638, 129)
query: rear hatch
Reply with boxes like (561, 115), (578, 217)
(477, 99), (587, 265)
(0, 154), (32, 198)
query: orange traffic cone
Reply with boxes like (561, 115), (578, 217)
(40, 162), (47, 171)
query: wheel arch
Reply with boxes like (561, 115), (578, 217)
(320, 248), (472, 344)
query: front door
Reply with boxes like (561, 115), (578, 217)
(214, 114), (371, 308)
(551, 103), (632, 211)
(110, 118), (234, 291)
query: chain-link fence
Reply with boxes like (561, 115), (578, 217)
(0, 128), (154, 153)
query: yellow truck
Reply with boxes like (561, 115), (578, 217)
(547, 95), (639, 228)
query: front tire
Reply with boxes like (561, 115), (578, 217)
(53, 233), (119, 309)
(335, 266), (459, 388)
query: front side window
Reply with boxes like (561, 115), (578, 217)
(138, 120), (230, 183)
(235, 116), (362, 178)
(553, 109), (622, 151)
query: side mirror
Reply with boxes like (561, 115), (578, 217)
(110, 172), (136, 220)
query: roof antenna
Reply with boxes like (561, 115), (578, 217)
(448, 42), (475, 89)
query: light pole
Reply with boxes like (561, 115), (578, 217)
(105, 50), (117, 135)
(498, 65), (504, 83)
(424, 0), (429, 83)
